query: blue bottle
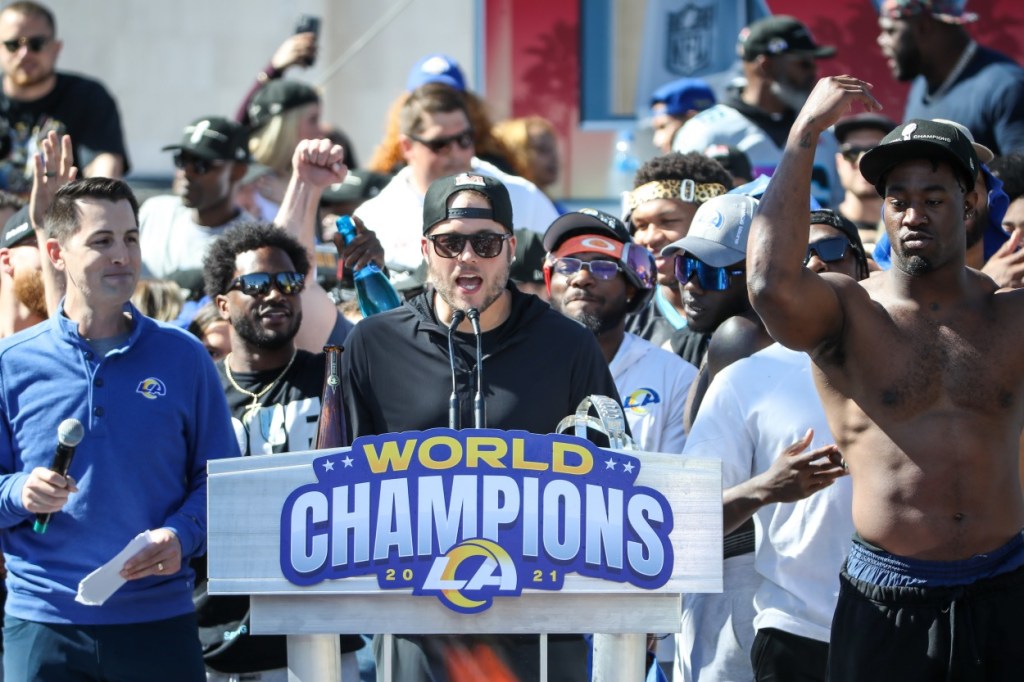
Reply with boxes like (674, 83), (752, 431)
(336, 215), (402, 317)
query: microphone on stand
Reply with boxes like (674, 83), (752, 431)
(447, 310), (466, 430)
(466, 308), (485, 429)
(33, 418), (85, 534)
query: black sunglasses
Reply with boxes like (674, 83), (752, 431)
(674, 255), (744, 291)
(839, 144), (873, 164)
(409, 129), (474, 154)
(227, 271), (305, 296)
(804, 237), (851, 265)
(427, 232), (511, 259)
(553, 257), (622, 280)
(2, 35), (50, 53)
(173, 153), (224, 175)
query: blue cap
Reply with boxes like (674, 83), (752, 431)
(406, 54), (466, 92)
(650, 78), (716, 118)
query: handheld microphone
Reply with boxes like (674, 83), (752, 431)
(466, 308), (485, 429)
(447, 309), (466, 430)
(33, 418), (85, 534)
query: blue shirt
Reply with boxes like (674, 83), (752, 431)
(0, 302), (236, 625)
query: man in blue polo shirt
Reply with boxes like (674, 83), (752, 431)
(0, 178), (235, 681)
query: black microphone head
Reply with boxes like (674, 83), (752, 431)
(450, 309), (466, 328)
(466, 307), (480, 322)
(58, 418), (84, 448)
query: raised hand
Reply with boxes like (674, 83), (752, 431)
(292, 138), (347, 189)
(30, 131), (78, 233)
(797, 76), (883, 139)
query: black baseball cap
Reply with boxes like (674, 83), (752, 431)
(739, 15), (836, 61)
(510, 228), (546, 284)
(542, 208), (631, 253)
(161, 116), (251, 162)
(0, 206), (33, 249)
(423, 173), (514, 235)
(859, 119), (979, 194)
(248, 80), (320, 130)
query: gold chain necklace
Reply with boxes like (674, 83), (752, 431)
(224, 350), (298, 420)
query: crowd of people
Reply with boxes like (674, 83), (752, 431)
(1, 0), (1024, 680)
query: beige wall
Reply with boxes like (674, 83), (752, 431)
(40, 0), (475, 177)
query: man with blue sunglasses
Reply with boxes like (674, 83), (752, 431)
(661, 192), (774, 682)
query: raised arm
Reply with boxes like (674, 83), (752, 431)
(274, 139), (347, 352)
(30, 131), (77, 316)
(747, 76), (881, 351)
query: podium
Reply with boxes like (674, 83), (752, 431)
(207, 428), (722, 681)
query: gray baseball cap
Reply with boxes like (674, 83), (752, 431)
(661, 194), (759, 267)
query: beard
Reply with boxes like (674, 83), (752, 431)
(430, 255), (511, 319)
(13, 268), (47, 320)
(231, 309), (302, 350)
(770, 80), (810, 111)
(965, 209), (988, 250)
(894, 252), (933, 276)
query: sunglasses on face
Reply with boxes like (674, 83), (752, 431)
(227, 271), (305, 296)
(427, 232), (511, 259)
(674, 255), (744, 291)
(2, 35), (50, 53)
(804, 236), (851, 265)
(839, 144), (873, 164)
(409, 129), (474, 154)
(173, 154), (224, 175)
(553, 257), (622, 280)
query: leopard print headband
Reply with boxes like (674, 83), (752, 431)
(626, 179), (728, 213)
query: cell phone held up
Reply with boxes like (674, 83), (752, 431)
(294, 14), (320, 67)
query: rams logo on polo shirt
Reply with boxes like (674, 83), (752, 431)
(136, 378), (167, 400)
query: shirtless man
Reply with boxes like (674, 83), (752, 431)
(747, 75), (1024, 681)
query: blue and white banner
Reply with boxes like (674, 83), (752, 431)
(279, 429), (674, 614)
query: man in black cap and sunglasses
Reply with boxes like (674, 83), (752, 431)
(0, 1), (129, 195)
(749, 75), (1024, 680)
(139, 116), (253, 299)
(343, 172), (618, 681)
(833, 113), (897, 250)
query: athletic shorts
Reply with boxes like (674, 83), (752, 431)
(828, 533), (1024, 681)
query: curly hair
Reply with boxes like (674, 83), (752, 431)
(989, 152), (1024, 202)
(203, 222), (311, 298)
(633, 151), (732, 189)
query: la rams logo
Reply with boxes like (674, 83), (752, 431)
(136, 378), (167, 400)
(419, 539), (518, 614)
(624, 388), (661, 416)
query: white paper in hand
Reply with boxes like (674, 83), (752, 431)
(76, 530), (156, 606)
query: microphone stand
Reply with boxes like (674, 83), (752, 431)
(466, 308), (485, 429)
(447, 310), (466, 430)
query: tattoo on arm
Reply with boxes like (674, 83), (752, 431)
(799, 131), (812, 148)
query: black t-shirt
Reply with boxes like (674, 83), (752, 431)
(0, 72), (130, 194)
(218, 350), (325, 456)
(198, 349), (363, 671)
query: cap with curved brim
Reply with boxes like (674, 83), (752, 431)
(660, 193), (758, 267)
(860, 119), (978, 193)
(542, 208), (630, 253)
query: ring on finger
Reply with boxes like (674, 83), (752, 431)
(43, 171), (57, 178)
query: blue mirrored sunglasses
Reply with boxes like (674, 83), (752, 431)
(674, 254), (743, 291)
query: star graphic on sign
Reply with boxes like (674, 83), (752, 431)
(605, 457), (616, 470)
(342, 455), (354, 468)
(622, 461), (635, 474)
(322, 460), (335, 472)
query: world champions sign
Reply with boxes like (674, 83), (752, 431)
(279, 429), (674, 613)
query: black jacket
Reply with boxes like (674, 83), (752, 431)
(342, 285), (621, 437)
